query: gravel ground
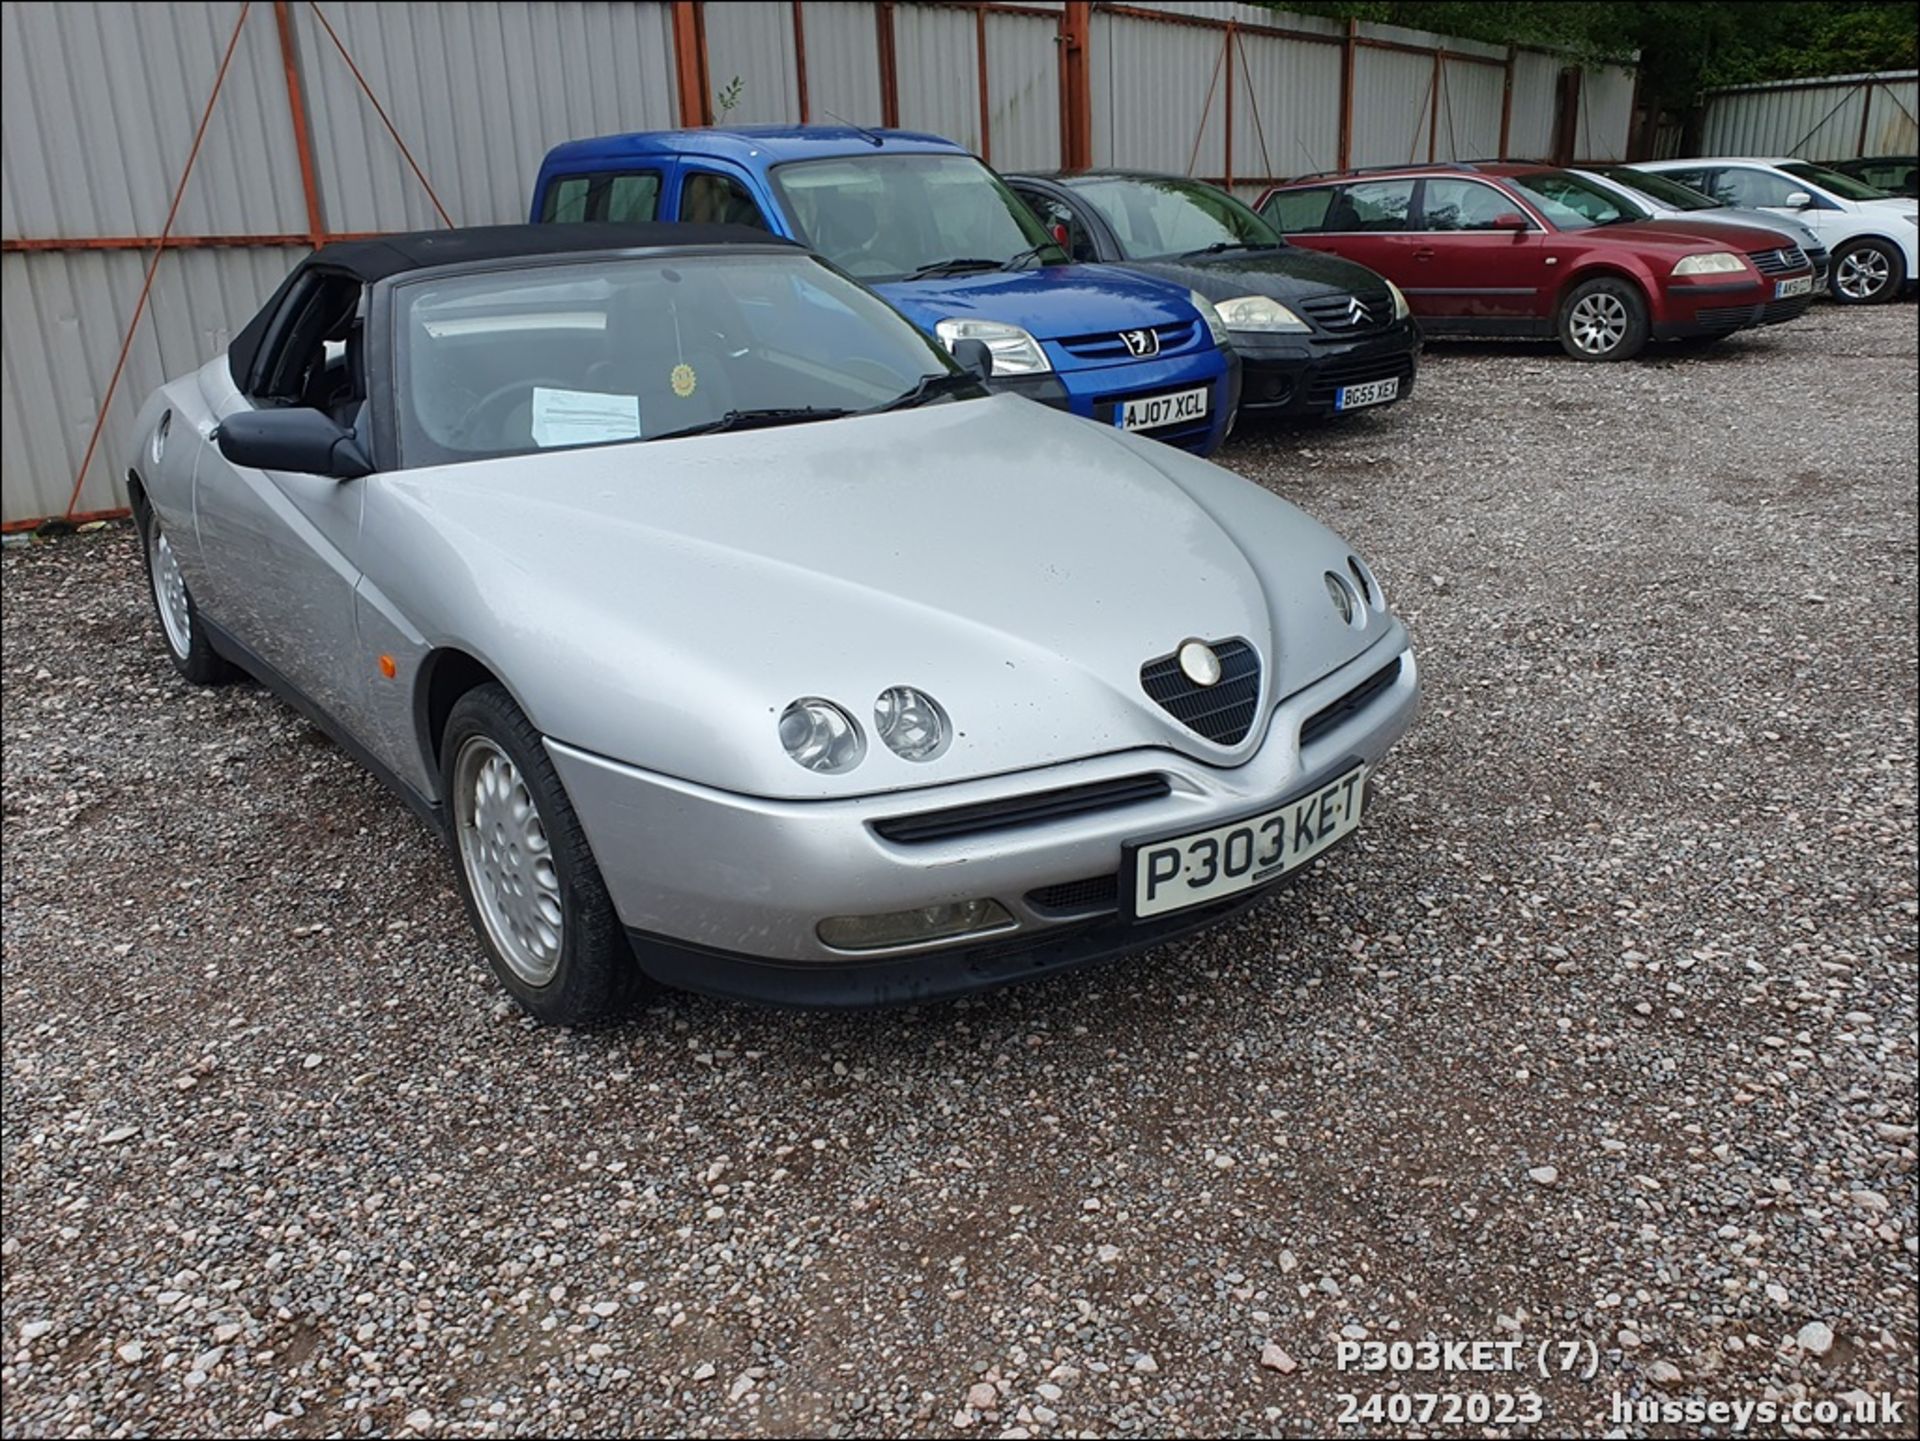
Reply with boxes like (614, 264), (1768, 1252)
(3, 305), (1916, 1439)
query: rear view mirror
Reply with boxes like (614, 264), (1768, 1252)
(217, 407), (373, 480)
(951, 337), (995, 380)
(1784, 190), (1813, 209)
(1491, 212), (1531, 231)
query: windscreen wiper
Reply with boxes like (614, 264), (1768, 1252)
(908, 256), (1004, 278)
(1179, 240), (1273, 257)
(1000, 241), (1063, 270)
(652, 406), (855, 441)
(866, 371), (984, 414)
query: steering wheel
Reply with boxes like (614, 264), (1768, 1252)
(449, 378), (571, 445)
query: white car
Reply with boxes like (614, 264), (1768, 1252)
(1632, 157), (1919, 304)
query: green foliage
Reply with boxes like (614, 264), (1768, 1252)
(1274, 2), (1918, 103)
(715, 75), (745, 116)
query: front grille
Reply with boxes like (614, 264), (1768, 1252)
(1300, 656), (1402, 748)
(1758, 295), (1812, 325)
(1305, 350), (1417, 408)
(1695, 295), (1812, 331)
(871, 774), (1171, 844)
(1298, 287), (1394, 333)
(1747, 245), (1808, 277)
(1058, 318), (1202, 360)
(1026, 874), (1120, 916)
(1140, 637), (1262, 746)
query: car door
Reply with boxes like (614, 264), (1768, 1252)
(194, 267), (373, 735)
(1283, 178), (1427, 288)
(1406, 177), (1546, 326)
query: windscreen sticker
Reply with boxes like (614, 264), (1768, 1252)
(529, 387), (641, 448)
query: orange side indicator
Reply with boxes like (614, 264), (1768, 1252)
(378, 654), (397, 679)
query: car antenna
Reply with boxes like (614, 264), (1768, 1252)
(823, 108), (886, 147)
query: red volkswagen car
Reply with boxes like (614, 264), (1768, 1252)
(1256, 163), (1816, 361)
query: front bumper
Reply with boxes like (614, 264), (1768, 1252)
(1654, 272), (1816, 338)
(993, 346), (1238, 456)
(1231, 321), (1421, 418)
(547, 629), (1418, 1006)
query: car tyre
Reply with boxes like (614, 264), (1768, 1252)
(134, 499), (236, 686)
(440, 683), (642, 1025)
(1830, 238), (1903, 304)
(1557, 277), (1648, 361)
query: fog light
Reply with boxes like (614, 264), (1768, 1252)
(817, 899), (1014, 951)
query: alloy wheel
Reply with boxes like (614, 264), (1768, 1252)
(1836, 248), (1891, 301)
(453, 735), (564, 986)
(1567, 292), (1629, 355)
(148, 523), (193, 659)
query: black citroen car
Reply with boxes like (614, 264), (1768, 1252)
(1006, 169), (1420, 421)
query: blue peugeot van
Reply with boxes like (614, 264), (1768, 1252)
(531, 127), (1239, 454)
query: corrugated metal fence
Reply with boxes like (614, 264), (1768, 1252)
(1690, 70), (1919, 162)
(1, 0), (1636, 525)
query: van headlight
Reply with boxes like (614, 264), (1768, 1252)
(1214, 295), (1310, 333)
(1189, 291), (1229, 346)
(1672, 252), (1746, 276)
(934, 318), (1050, 374)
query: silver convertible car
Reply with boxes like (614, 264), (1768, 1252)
(128, 223), (1419, 1022)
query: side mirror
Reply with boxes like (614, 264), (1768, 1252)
(1491, 212), (1531, 231)
(951, 337), (994, 380)
(216, 408), (372, 480)
(1783, 190), (1813, 209)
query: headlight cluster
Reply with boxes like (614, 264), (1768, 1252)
(1214, 294), (1310, 333)
(780, 687), (952, 772)
(1672, 251), (1747, 276)
(1385, 279), (1411, 320)
(935, 318), (1050, 374)
(1325, 554), (1382, 629)
(1188, 290), (1230, 346)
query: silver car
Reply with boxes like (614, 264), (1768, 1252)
(1577, 164), (1832, 287)
(129, 224), (1418, 1022)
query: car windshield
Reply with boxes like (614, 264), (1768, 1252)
(770, 153), (1064, 281)
(390, 250), (967, 468)
(1505, 170), (1649, 229)
(1780, 161), (1892, 201)
(1065, 175), (1284, 258)
(1597, 166), (1717, 211)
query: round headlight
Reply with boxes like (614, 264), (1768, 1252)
(778, 698), (865, 773)
(1325, 570), (1359, 626)
(874, 686), (951, 762)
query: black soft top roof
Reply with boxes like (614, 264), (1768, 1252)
(229, 222), (790, 386)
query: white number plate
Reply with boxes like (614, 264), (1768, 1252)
(1129, 765), (1367, 920)
(1335, 376), (1400, 411)
(1774, 274), (1812, 299)
(1117, 386), (1210, 431)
